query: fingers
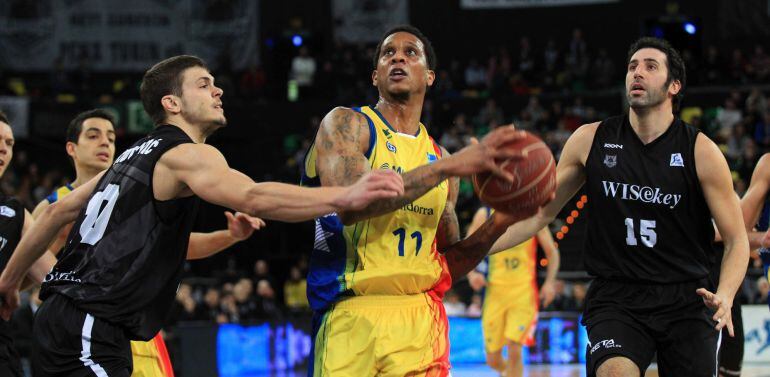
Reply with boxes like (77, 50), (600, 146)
(224, 211), (235, 222)
(712, 305), (726, 322)
(486, 163), (514, 183)
(696, 288), (714, 301)
(367, 170), (404, 196)
(491, 147), (528, 161)
(483, 128), (526, 148)
(469, 137), (479, 145)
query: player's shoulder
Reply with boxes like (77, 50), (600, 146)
(159, 142), (224, 169)
(566, 121), (601, 148)
(321, 106), (369, 126)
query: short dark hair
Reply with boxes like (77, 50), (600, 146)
(140, 55), (208, 125)
(373, 25), (436, 71)
(0, 110), (8, 125)
(627, 37), (686, 111)
(66, 109), (116, 144)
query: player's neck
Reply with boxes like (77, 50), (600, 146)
(163, 117), (208, 143)
(374, 97), (424, 135)
(71, 166), (102, 188)
(628, 105), (675, 145)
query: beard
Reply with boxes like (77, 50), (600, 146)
(627, 82), (668, 110)
(387, 87), (411, 103)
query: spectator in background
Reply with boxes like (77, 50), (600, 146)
(464, 59), (487, 89)
(218, 293), (239, 323)
(702, 45), (723, 84)
(749, 45), (770, 82)
(284, 266), (309, 313)
(234, 278), (257, 321)
(591, 48), (615, 89)
(196, 287), (222, 322)
(729, 48), (749, 83)
(290, 46), (317, 98)
(252, 259), (277, 291)
(746, 88), (768, 116)
(443, 290), (467, 316)
(476, 98), (504, 128)
(170, 283), (198, 323)
(254, 279), (282, 320)
(716, 98), (743, 138)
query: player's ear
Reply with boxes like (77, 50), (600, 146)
(65, 141), (77, 158)
(426, 69), (435, 87)
(161, 95), (181, 115)
(669, 79), (681, 97)
(372, 70), (378, 87)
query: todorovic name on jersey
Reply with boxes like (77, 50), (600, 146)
(114, 138), (163, 164)
(44, 270), (82, 283)
(602, 180), (682, 209)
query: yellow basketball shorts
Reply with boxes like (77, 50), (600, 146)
(482, 281), (538, 353)
(310, 292), (450, 377)
(130, 333), (174, 377)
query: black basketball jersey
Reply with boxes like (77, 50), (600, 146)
(40, 125), (200, 341)
(583, 114), (715, 283)
(0, 196), (25, 346)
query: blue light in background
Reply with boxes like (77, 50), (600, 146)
(292, 35), (303, 47)
(684, 22), (696, 35)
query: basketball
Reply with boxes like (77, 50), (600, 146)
(472, 131), (556, 215)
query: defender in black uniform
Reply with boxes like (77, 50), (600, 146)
(0, 111), (57, 376)
(490, 38), (749, 377)
(0, 56), (405, 376)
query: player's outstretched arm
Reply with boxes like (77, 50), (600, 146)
(186, 212), (266, 260)
(695, 134), (749, 337)
(0, 172), (105, 319)
(19, 209), (57, 290)
(165, 142), (403, 223)
(315, 107), (526, 225)
(488, 123), (597, 255)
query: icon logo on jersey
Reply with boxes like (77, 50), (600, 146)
(380, 163), (404, 174)
(382, 129), (393, 139)
(604, 143), (623, 149)
(386, 141), (397, 153)
(0, 206), (15, 218)
(380, 163), (390, 170)
(670, 153), (684, 167)
(603, 155), (617, 168)
(427, 153), (438, 164)
(602, 180), (682, 209)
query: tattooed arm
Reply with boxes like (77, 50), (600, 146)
(315, 107), (525, 225)
(435, 148), (461, 250)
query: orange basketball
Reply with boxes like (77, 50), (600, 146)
(472, 131), (556, 215)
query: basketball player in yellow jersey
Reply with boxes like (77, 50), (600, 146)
(304, 25), (533, 377)
(31, 109), (266, 377)
(466, 206), (559, 377)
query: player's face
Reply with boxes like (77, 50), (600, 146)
(179, 66), (226, 128)
(69, 117), (116, 172)
(372, 32), (435, 101)
(0, 122), (13, 178)
(626, 48), (679, 110)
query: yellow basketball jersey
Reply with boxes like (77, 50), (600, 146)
(302, 106), (450, 310)
(484, 208), (537, 286)
(45, 183), (74, 204)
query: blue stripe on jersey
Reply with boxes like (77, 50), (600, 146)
(307, 214), (349, 311)
(352, 107), (377, 159)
